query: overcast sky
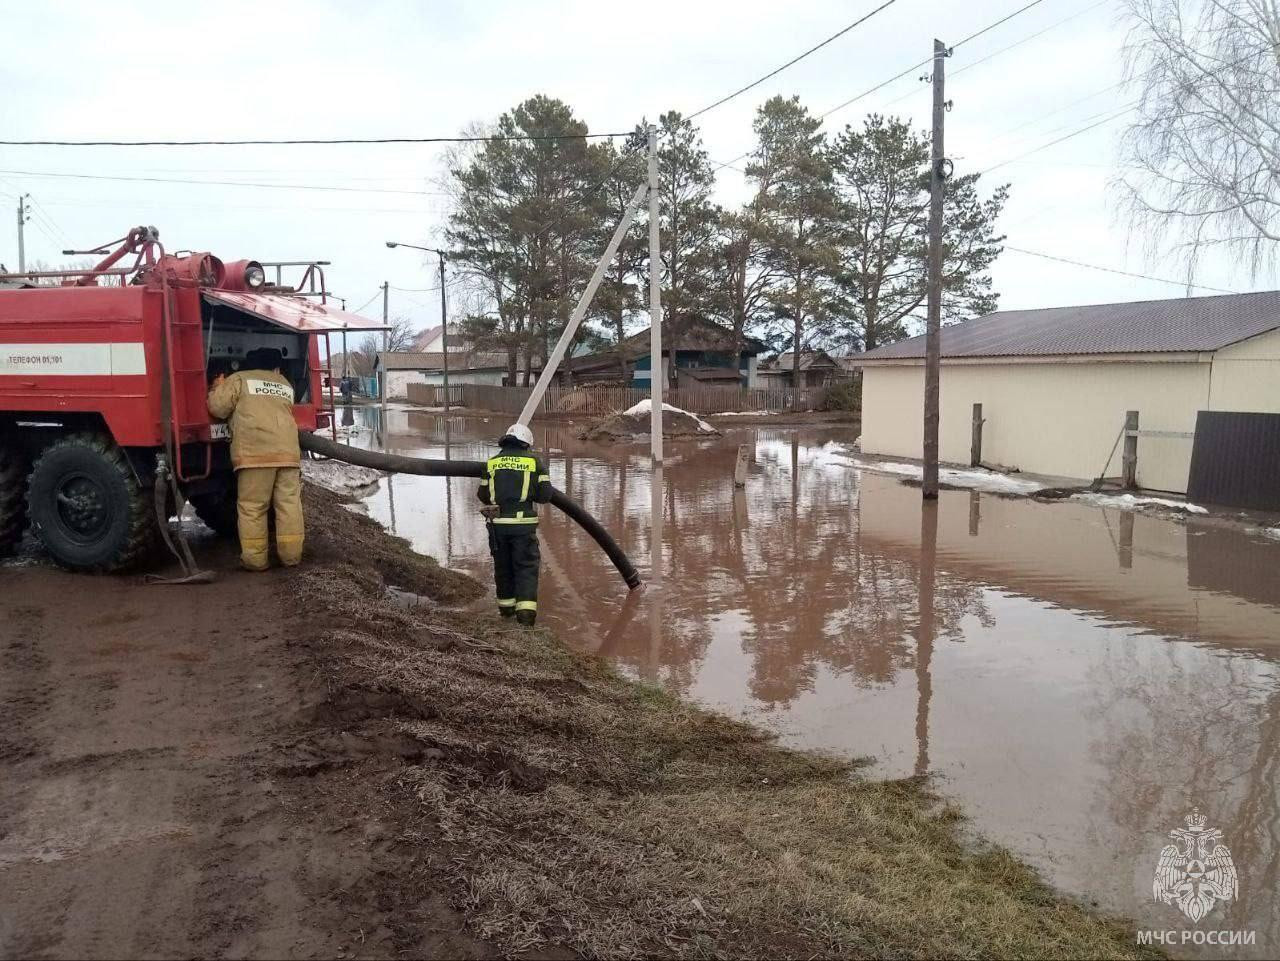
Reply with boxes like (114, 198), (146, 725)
(0, 0), (1266, 334)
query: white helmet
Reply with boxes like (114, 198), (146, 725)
(502, 422), (534, 447)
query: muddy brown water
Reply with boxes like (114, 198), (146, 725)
(340, 406), (1279, 959)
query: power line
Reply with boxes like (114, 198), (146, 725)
(351, 291), (383, 313)
(0, 132), (630, 148)
(976, 105), (1136, 174)
(954, 0), (1107, 78)
(712, 0), (1054, 173)
(951, 0), (1049, 50)
(1003, 245), (1238, 293)
(0, 168), (447, 196)
(823, 0), (1051, 121)
(877, 0), (1110, 112)
(687, 0), (901, 120)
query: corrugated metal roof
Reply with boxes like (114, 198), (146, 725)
(858, 291), (1280, 361)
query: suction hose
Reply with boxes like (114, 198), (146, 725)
(300, 431), (642, 591)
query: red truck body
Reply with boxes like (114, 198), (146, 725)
(0, 284), (339, 448)
(0, 227), (382, 571)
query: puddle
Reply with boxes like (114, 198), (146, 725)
(336, 404), (1280, 958)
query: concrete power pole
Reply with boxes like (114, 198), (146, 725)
(647, 124), (664, 465)
(922, 39), (948, 500)
(16, 195), (30, 273)
(381, 281), (390, 411)
(438, 252), (451, 416)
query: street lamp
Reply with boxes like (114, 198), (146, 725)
(386, 241), (450, 415)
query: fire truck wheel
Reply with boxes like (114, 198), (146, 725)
(0, 440), (29, 557)
(27, 433), (157, 572)
(190, 488), (238, 539)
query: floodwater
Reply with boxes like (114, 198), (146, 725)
(340, 405), (1279, 958)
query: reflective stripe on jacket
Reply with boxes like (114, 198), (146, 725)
(477, 444), (552, 529)
(207, 369), (302, 470)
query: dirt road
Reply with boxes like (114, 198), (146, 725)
(0, 533), (484, 960)
(2, 484), (1156, 960)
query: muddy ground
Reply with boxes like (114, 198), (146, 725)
(1, 485), (1159, 960)
(0, 492), (486, 960)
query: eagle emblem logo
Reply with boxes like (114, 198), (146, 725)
(1153, 808), (1238, 923)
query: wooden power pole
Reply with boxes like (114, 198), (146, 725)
(922, 38), (948, 500)
(381, 281), (389, 411)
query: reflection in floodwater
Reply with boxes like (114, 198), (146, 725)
(338, 406), (1280, 958)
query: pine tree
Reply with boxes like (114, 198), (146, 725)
(828, 115), (1007, 352)
(445, 96), (605, 385)
(654, 112), (722, 387)
(591, 134), (649, 382)
(748, 96), (839, 409)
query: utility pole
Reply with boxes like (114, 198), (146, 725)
(438, 252), (451, 415)
(922, 38), (948, 500)
(381, 281), (389, 411)
(16, 195), (30, 274)
(647, 124), (664, 465)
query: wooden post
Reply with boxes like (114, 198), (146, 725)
(1122, 410), (1139, 489)
(733, 444), (749, 487)
(1118, 510), (1134, 569)
(970, 402), (983, 467)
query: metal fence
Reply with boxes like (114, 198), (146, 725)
(1187, 410), (1280, 510)
(405, 382), (823, 415)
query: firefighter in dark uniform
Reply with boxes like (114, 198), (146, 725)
(477, 423), (552, 626)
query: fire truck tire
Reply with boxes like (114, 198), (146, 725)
(27, 433), (158, 572)
(0, 440), (29, 558)
(190, 488), (238, 539)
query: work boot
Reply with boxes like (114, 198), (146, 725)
(499, 608), (516, 619)
(515, 610), (536, 628)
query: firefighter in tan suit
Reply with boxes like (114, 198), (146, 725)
(207, 348), (304, 571)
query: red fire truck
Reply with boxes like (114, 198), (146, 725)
(0, 226), (382, 571)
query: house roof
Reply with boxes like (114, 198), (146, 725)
(409, 323), (467, 352)
(770, 350), (840, 371)
(858, 291), (1280, 362)
(567, 314), (765, 370)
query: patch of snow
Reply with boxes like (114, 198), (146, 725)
(622, 399), (716, 433)
(1071, 492), (1209, 515)
(302, 459), (382, 494)
(855, 459), (1042, 494)
(713, 411), (776, 417)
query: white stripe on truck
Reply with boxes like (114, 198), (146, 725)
(0, 343), (146, 376)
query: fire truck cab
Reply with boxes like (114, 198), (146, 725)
(0, 226), (384, 571)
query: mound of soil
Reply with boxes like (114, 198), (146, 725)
(581, 401), (720, 443)
(304, 484), (482, 605)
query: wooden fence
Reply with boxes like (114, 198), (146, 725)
(405, 382), (823, 415)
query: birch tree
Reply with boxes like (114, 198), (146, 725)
(1119, 0), (1280, 276)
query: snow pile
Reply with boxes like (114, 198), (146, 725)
(623, 399), (716, 433)
(302, 459), (382, 494)
(855, 459), (1042, 495)
(1070, 492), (1209, 515)
(583, 401), (721, 443)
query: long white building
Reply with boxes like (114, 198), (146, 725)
(856, 292), (1280, 494)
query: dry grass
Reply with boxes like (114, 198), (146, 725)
(293, 486), (1161, 960)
